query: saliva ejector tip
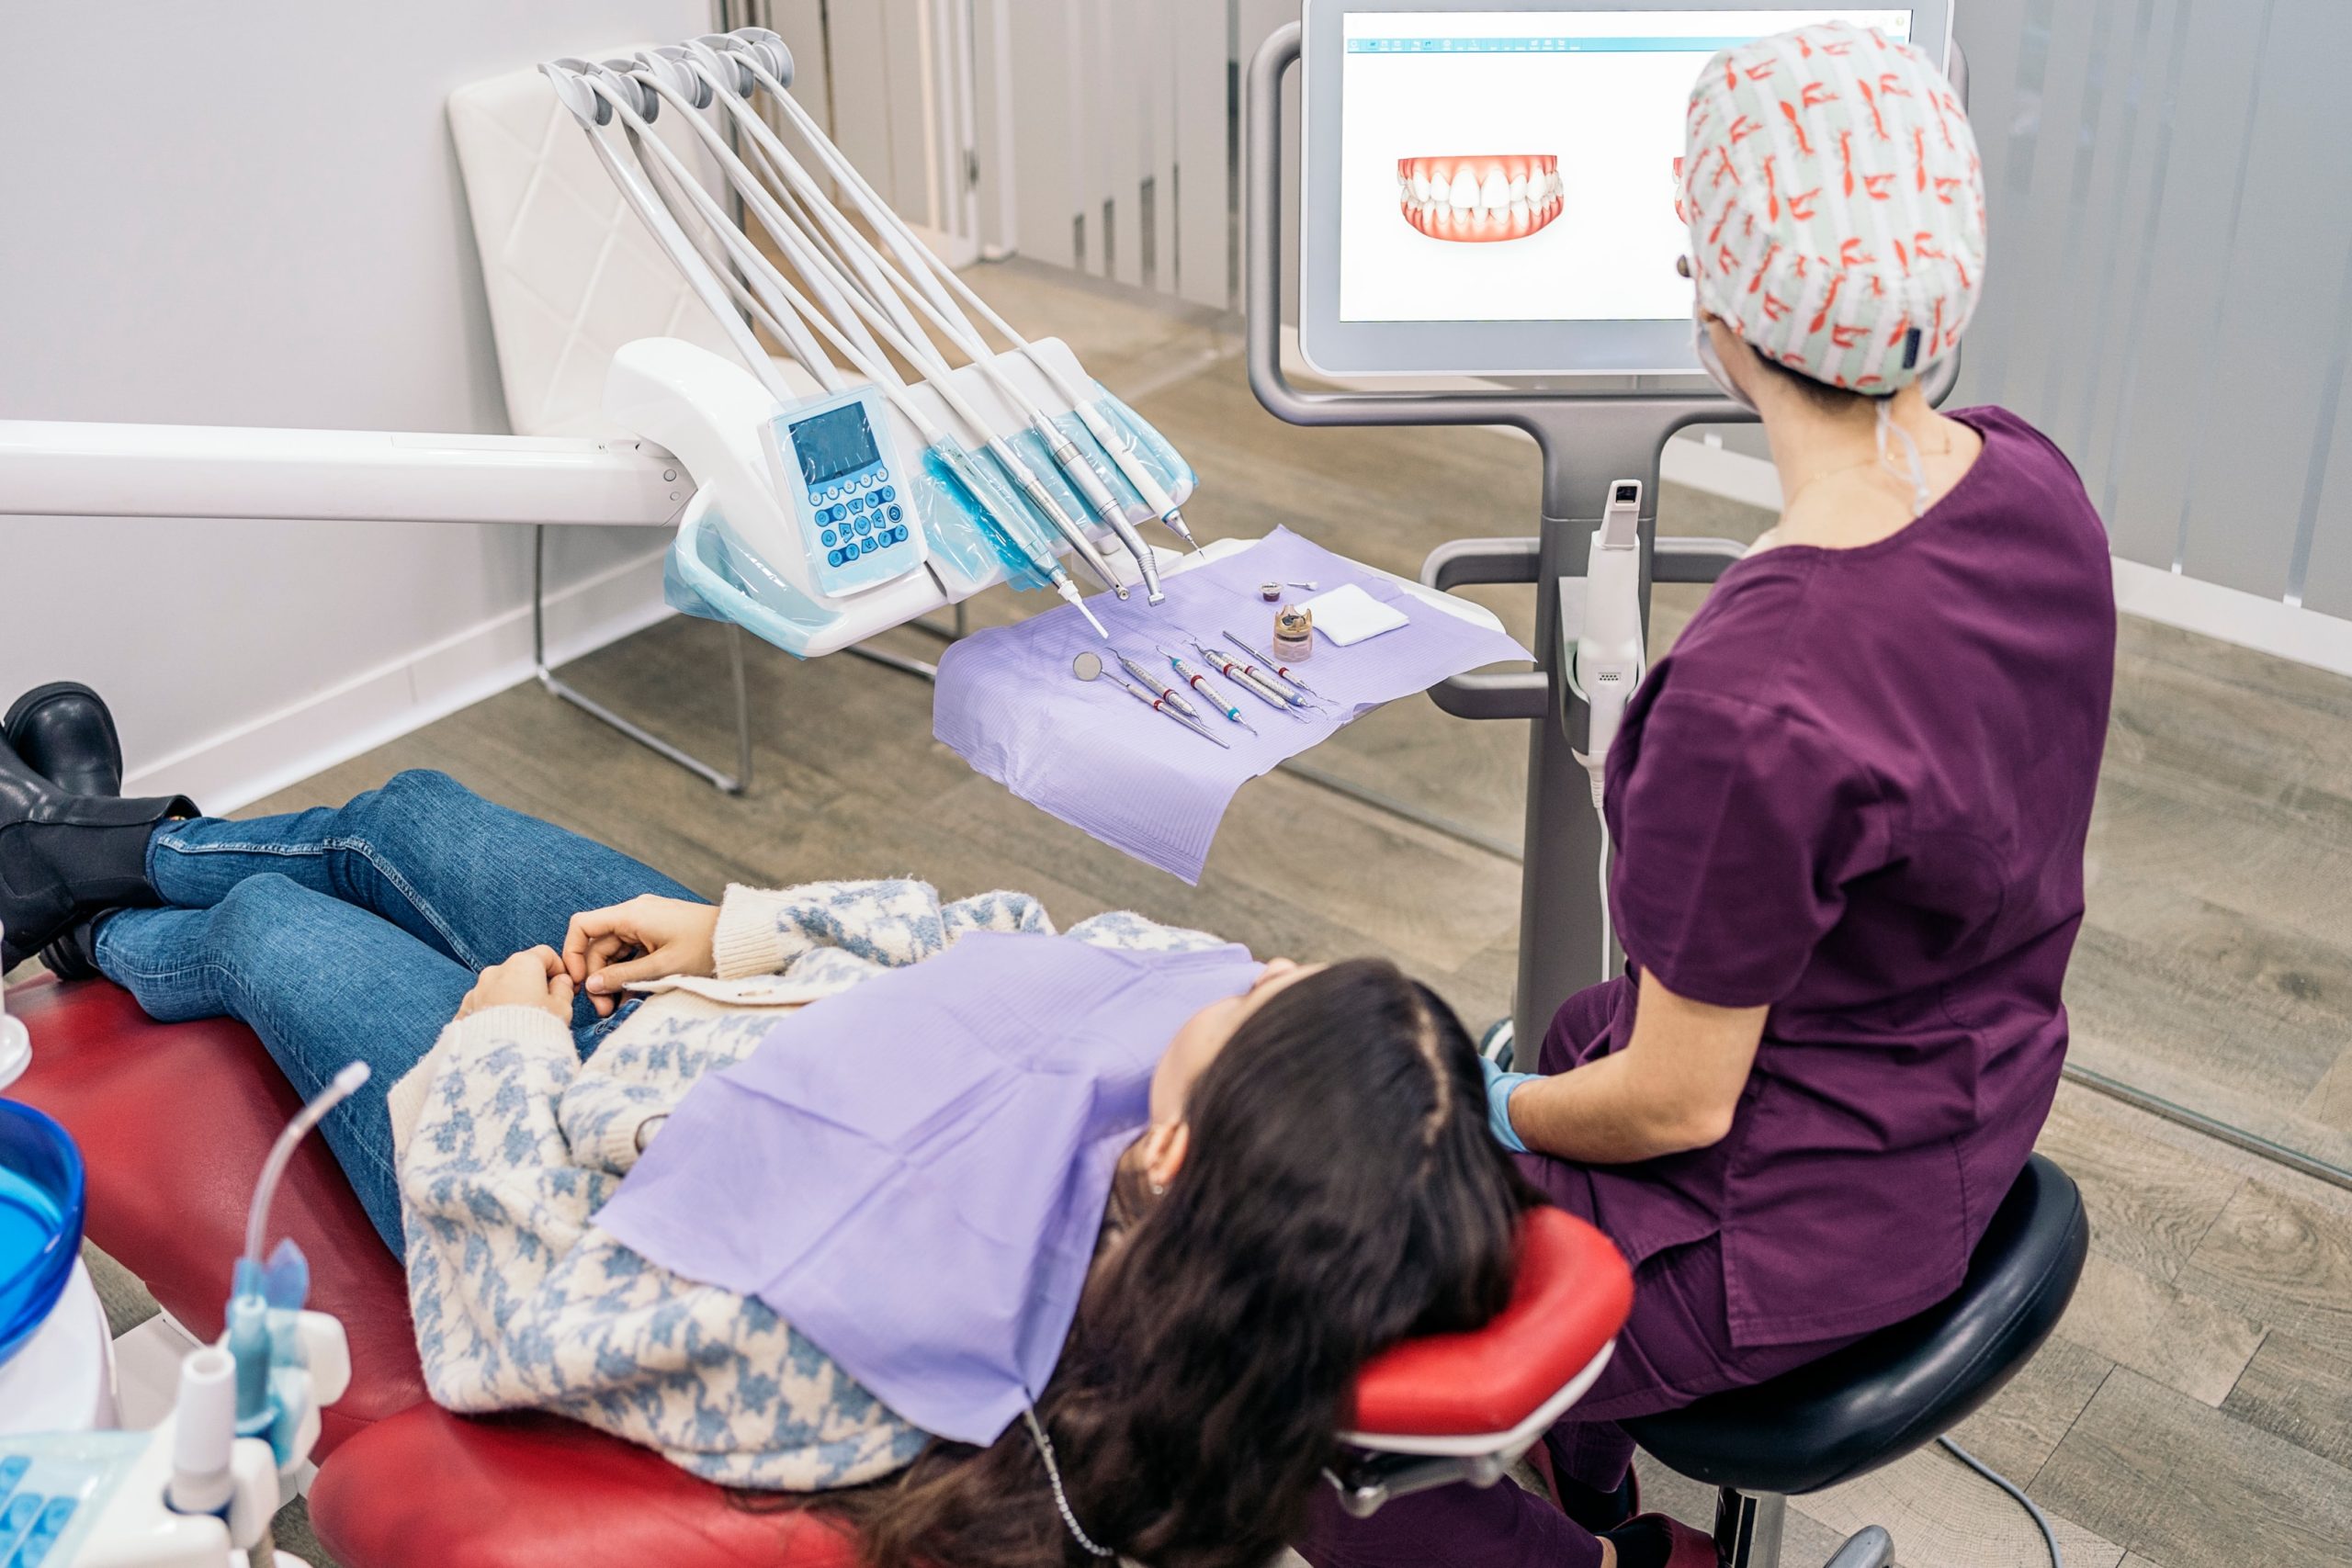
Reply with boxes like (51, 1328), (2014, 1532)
(1057, 579), (1112, 640)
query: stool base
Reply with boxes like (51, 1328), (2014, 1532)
(1711, 1488), (1894, 1568)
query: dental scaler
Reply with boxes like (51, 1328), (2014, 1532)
(1117, 651), (1203, 722)
(1190, 640), (1300, 717)
(1074, 653), (1228, 748)
(1222, 630), (1325, 705)
(1163, 650), (1259, 734)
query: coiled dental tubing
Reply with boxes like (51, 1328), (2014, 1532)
(710, 31), (1205, 559)
(578, 62), (1114, 638)
(668, 43), (1167, 604)
(1073, 652), (1228, 748)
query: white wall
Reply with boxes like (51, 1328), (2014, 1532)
(0, 0), (715, 807)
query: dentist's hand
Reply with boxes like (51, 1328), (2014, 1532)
(1481, 1055), (1539, 1155)
(460, 946), (576, 1024)
(562, 895), (721, 1015)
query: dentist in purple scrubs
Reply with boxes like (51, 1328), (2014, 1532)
(1303, 23), (2116, 1568)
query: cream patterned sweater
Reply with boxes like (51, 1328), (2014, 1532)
(388, 878), (1221, 1489)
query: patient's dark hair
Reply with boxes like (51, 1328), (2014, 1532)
(804, 957), (1535, 1568)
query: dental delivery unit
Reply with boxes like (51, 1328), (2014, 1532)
(0, 28), (1202, 665)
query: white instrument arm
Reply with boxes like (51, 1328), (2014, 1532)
(0, 420), (686, 528)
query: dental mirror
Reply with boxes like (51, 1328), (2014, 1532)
(1071, 652), (1104, 682)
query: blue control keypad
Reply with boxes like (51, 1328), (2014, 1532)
(814, 456), (916, 575)
(0, 1472), (77, 1568)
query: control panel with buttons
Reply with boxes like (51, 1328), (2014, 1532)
(761, 385), (926, 598)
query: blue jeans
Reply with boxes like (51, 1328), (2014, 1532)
(92, 770), (702, 1254)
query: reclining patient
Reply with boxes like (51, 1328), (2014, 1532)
(0, 738), (1528, 1568)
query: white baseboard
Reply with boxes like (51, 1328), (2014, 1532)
(2111, 558), (2352, 680)
(122, 546), (676, 812)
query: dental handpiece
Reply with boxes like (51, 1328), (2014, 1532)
(1221, 631), (1325, 703)
(1164, 652), (1259, 733)
(1191, 640), (1299, 715)
(1070, 401), (1202, 552)
(1117, 651), (1200, 720)
(742, 62), (1204, 557)
(987, 434), (1128, 599)
(1035, 415), (1165, 604)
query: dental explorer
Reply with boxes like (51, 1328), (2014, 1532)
(1162, 650), (1260, 734)
(1116, 651), (1204, 722)
(1189, 640), (1301, 716)
(1073, 652), (1229, 748)
(713, 33), (1204, 557)
(1222, 630), (1326, 705)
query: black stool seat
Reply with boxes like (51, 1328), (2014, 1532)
(1625, 1154), (2088, 1496)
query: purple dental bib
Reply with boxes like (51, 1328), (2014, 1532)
(594, 931), (1261, 1444)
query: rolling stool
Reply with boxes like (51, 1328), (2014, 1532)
(1624, 1154), (2088, 1568)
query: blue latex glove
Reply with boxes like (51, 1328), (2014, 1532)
(1480, 1055), (1538, 1154)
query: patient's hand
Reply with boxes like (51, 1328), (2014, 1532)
(562, 895), (722, 1016)
(459, 946), (576, 1024)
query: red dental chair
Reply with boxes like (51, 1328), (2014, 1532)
(6, 972), (1634, 1568)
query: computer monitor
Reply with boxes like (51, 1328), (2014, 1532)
(1297, 1), (1954, 378)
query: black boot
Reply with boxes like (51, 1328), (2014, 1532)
(6, 682), (125, 796)
(0, 737), (192, 972)
(5, 682), (138, 978)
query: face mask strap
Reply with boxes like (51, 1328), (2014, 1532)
(1023, 1405), (1116, 1559)
(1692, 307), (1758, 414)
(1876, 400), (1931, 516)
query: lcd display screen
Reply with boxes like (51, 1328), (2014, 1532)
(787, 402), (882, 488)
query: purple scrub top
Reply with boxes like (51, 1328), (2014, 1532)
(1566, 407), (2116, 1350)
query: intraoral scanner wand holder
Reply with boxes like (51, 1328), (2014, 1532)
(1248, 14), (1966, 1054)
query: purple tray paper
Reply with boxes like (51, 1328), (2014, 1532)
(933, 529), (1531, 881)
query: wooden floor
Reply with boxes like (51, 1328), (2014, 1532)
(76, 260), (2352, 1566)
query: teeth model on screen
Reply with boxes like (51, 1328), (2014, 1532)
(1396, 154), (1565, 243)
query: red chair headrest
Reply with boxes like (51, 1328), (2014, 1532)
(1348, 1205), (1634, 1439)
